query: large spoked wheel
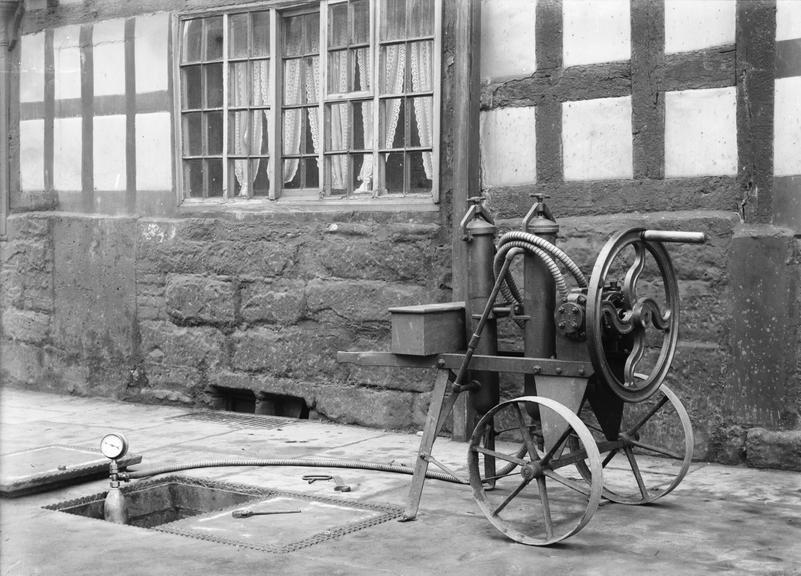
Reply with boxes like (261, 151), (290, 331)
(586, 228), (680, 402)
(467, 396), (603, 546)
(576, 382), (693, 505)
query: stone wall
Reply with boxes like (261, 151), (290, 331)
(1, 211), (449, 430)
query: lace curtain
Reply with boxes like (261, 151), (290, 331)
(231, 60), (271, 195)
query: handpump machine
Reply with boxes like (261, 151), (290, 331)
(338, 194), (706, 545)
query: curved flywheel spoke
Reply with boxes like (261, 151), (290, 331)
(622, 241), (646, 306)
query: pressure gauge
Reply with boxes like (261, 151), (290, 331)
(100, 433), (129, 460)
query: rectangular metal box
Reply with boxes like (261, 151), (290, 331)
(388, 302), (466, 356)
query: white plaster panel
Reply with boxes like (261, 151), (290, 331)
(777, 0), (801, 40)
(136, 112), (173, 190)
(93, 19), (126, 97)
(20, 120), (45, 191)
(53, 25), (82, 101)
(775, 76), (801, 176)
(480, 0), (536, 82)
(136, 13), (170, 93)
(665, 0), (736, 54)
(665, 87), (737, 177)
(563, 0), (630, 67)
(54, 117), (83, 191)
(479, 107), (537, 186)
(20, 33), (45, 103)
(562, 96), (632, 181)
(94, 115), (127, 190)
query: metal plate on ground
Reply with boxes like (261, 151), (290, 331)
(170, 411), (296, 430)
(0, 445), (141, 497)
(45, 476), (403, 553)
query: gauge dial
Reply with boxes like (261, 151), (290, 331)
(100, 433), (129, 460)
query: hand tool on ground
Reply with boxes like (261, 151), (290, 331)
(231, 508), (301, 518)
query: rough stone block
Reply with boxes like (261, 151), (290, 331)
(165, 274), (235, 326)
(306, 239), (433, 283)
(746, 428), (801, 471)
(315, 386), (416, 429)
(2, 309), (50, 344)
(305, 278), (431, 324)
(0, 341), (45, 385)
(5, 214), (51, 240)
(204, 241), (297, 276)
(139, 320), (226, 369)
(240, 279), (305, 325)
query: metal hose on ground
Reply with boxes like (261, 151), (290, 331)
(498, 230), (587, 287)
(125, 457), (466, 484)
(494, 241), (569, 300)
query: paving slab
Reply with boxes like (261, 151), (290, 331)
(1, 388), (800, 576)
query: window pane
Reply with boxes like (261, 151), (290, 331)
(283, 158), (302, 188)
(252, 158), (270, 195)
(408, 96), (432, 147)
(408, 150), (432, 192)
(328, 154), (348, 194)
(408, 0), (434, 37)
(183, 113), (203, 156)
(381, 0), (406, 41)
(329, 3), (348, 49)
(182, 19), (203, 63)
(229, 111), (249, 155)
(305, 13), (320, 53)
(353, 153), (373, 192)
(304, 157), (319, 188)
(229, 14), (249, 58)
(408, 41), (433, 92)
(283, 60), (303, 105)
(305, 107), (318, 153)
(384, 151), (404, 191)
(252, 11), (271, 57)
(207, 111), (223, 155)
(381, 98), (405, 148)
(229, 62), (250, 107)
(206, 17), (224, 60)
(229, 159), (248, 196)
(352, 0), (370, 44)
(326, 102), (350, 151)
(253, 110), (269, 154)
(283, 15), (304, 57)
(380, 44), (406, 94)
(328, 50), (348, 93)
(182, 66), (202, 109)
(283, 109), (302, 154)
(185, 160), (204, 197)
(251, 60), (271, 106)
(353, 100), (372, 149)
(352, 48), (371, 91)
(207, 158), (223, 197)
(206, 63), (223, 108)
(304, 57), (320, 103)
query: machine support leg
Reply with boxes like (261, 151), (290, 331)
(402, 369), (460, 521)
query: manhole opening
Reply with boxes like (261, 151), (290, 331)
(210, 387), (310, 419)
(44, 476), (403, 553)
(48, 478), (261, 529)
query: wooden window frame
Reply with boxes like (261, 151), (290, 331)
(172, 0), (441, 208)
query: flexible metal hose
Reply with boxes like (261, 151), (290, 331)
(494, 241), (569, 299)
(498, 230), (587, 287)
(125, 457), (466, 484)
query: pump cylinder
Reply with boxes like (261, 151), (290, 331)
(104, 484), (128, 524)
(465, 217), (500, 414)
(523, 209), (559, 397)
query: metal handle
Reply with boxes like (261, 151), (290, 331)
(641, 230), (706, 244)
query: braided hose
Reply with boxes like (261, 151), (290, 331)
(498, 230), (587, 287)
(494, 241), (569, 300)
(125, 457), (466, 484)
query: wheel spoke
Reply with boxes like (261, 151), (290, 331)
(473, 445), (528, 467)
(543, 469), (592, 497)
(536, 476), (554, 541)
(492, 477), (532, 517)
(629, 439), (681, 459)
(514, 402), (540, 461)
(624, 447), (649, 499)
(627, 395), (669, 436)
(601, 448), (619, 468)
(541, 426), (573, 467)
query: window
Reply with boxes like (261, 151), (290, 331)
(176, 0), (440, 204)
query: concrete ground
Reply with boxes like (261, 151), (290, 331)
(1, 387), (800, 576)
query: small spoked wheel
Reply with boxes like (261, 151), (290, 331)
(576, 382), (693, 505)
(586, 228), (680, 402)
(467, 396), (603, 546)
